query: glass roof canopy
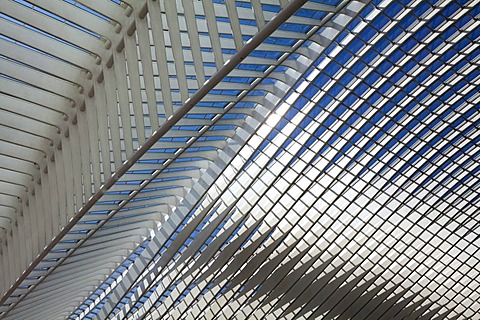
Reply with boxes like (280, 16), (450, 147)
(0, 0), (479, 319)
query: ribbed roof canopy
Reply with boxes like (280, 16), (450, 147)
(0, 0), (479, 319)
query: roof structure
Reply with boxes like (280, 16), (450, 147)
(0, 0), (479, 319)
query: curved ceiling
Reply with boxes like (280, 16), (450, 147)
(0, 0), (479, 319)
